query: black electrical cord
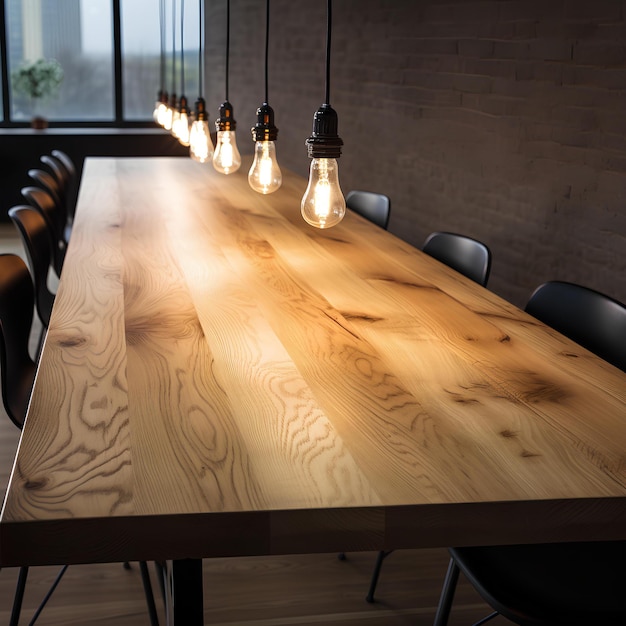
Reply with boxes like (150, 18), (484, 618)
(171, 0), (177, 94)
(198, 0), (203, 96)
(159, 0), (166, 91)
(264, 0), (270, 103)
(325, 0), (332, 105)
(180, 0), (185, 94)
(225, 0), (230, 101)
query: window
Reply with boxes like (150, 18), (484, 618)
(0, 0), (199, 126)
(6, 0), (114, 122)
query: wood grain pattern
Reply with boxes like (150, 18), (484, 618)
(1, 156), (625, 569)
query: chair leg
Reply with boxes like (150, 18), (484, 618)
(139, 561), (160, 626)
(433, 557), (460, 626)
(10, 566), (29, 626)
(29, 564), (69, 625)
(473, 611), (500, 626)
(153, 561), (167, 606)
(365, 550), (393, 603)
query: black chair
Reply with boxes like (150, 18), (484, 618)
(21, 185), (67, 276)
(345, 190), (391, 230)
(433, 281), (626, 626)
(28, 167), (64, 209)
(525, 281), (626, 373)
(0, 254), (37, 431)
(50, 149), (79, 222)
(422, 232), (491, 286)
(40, 153), (70, 204)
(51, 149), (78, 186)
(8, 206), (56, 333)
(0, 254), (161, 626)
(435, 541), (626, 626)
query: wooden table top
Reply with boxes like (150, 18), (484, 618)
(1, 156), (624, 567)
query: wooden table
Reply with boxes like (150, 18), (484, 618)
(2, 157), (625, 623)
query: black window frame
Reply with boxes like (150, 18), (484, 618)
(0, 0), (156, 128)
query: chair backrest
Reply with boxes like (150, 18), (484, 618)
(422, 231), (492, 286)
(51, 149), (77, 183)
(41, 153), (70, 191)
(9, 206), (56, 328)
(345, 190), (391, 230)
(21, 185), (66, 276)
(50, 150), (79, 220)
(0, 254), (37, 429)
(28, 168), (63, 208)
(525, 281), (626, 373)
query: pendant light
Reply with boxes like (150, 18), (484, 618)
(164, 0), (178, 131)
(189, 0), (214, 162)
(213, 0), (241, 175)
(173, 0), (191, 145)
(153, 0), (169, 125)
(301, 0), (345, 229)
(248, 0), (281, 194)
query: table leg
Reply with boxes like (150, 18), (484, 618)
(164, 559), (204, 625)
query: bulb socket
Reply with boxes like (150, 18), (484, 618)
(215, 101), (237, 131)
(194, 97), (208, 121)
(178, 94), (190, 115)
(251, 102), (278, 142)
(169, 92), (178, 109)
(305, 104), (343, 159)
(157, 89), (168, 104)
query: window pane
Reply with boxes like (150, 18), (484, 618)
(122, 0), (199, 121)
(6, 0), (114, 122)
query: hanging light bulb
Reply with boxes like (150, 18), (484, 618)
(213, 101), (241, 174)
(153, 90), (167, 125)
(175, 95), (190, 145)
(164, 0), (177, 131)
(248, 0), (281, 194)
(155, 90), (169, 126)
(249, 103), (281, 194)
(154, 0), (167, 125)
(171, 108), (181, 137)
(213, 0), (240, 174)
(178, 106), (191, 145)
(301, 0), (345, 228)
(301, 104), (345, 228)
(164, 92), (177, 131)
(189, 0), (213, 162)
(190, 97), (214, 162)
(173, 0), (190, 146)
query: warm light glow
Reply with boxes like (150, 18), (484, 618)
(213, 130), (241, 174)
(156, 102), (168, 127)
(189, 120), (214, 163)
(171, 109), (182, 138)
(178, 111), (190, 146)
(248, 141), (282, 194)
(301, 158), (345, 229)
(163, 105), (174, 130)
(153, 101), (161, 123)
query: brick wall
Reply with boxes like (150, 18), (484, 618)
(206, 0), (625, 307)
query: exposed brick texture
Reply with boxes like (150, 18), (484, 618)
(205, 0), (625, 308)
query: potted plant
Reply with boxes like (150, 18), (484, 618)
(11, 58), (63, 129)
